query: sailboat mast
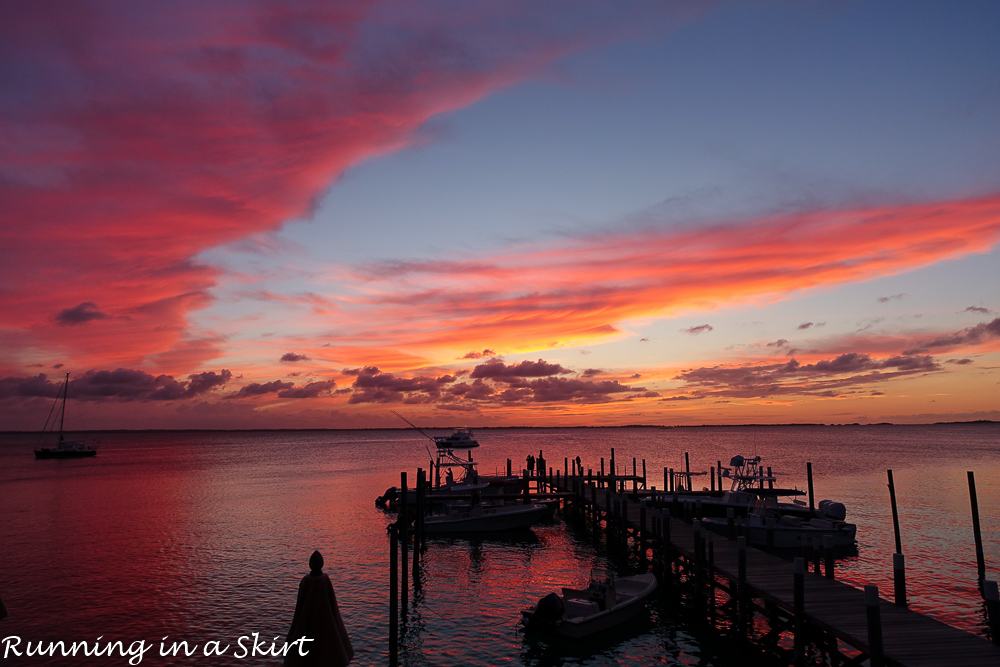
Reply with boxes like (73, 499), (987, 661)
(58, 372), (69, 442)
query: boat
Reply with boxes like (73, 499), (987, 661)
(520, 568), (657, 638)
(433, 427), (479, 449)
(34, 373), (97, 459)
(662, 455), (818, 519)
(378, 412), (522, 509)
(423, 501), (550, 534)
(702, 493), (857, 549)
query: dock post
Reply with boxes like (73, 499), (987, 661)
(389, 523), (399, 665)
(806, 462), (815, 512)
(984, 580), (1000, 645)
(639, 501), (647, 567)
(823, 534), (835, 579)
(412, 469), (422, 589)
(794, 557), (805, 665)
(737, 536), (748, 633)
(684, 452), (691, 492)
(507, 458), (511, 476)
(887, 469), (903, 554)
(765, 517), (775, 554)
(727, 507), (735, 540)
(642, 458), (647, 490)
(865, 585), (884, 667)
(766, 465), (774, 490)
(707, 537), (716, 623)
(522, 470), (530, 504)
(710, 466), (715, 492)
(893, 553), (907, 607)
(600, 457), (605, 488)
(632, 457), (637, 498)
(400, 472), (408, 616)
(968, 471), (987, 584)
(664, 466), (669, 492)
(717, 460), (723, 491)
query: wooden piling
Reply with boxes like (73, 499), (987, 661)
(806, 461), (815, 512)
(389, 523), (398, 663)
(400, 471), (408, 616)
(969, 471), (987, 583)
(865, 585), (884, 667)
(794, 557), (805, 664)
(823, 534), (835, 579)
(685, 452), (691, 492)
(893, 553), (907, 608)
(737, 536), (748, 632)
(985, 580), (1000, 645)
(412, 468), (422, 589)
(887, 469), (903, 554)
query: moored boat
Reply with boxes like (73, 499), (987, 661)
(521, 568), (657, 638)
(423, 502), (550, 534)
(34, 373), (96, 459)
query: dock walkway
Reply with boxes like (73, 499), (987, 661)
(564, 476), (1000, 667)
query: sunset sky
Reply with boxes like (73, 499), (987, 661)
(2, 0), (999, 430)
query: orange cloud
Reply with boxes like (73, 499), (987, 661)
(324, 193), (1000, 361)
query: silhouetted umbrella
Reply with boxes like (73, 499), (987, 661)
(284, 550), (353, 667)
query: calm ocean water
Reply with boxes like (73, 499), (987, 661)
(1, 424), (998, 666)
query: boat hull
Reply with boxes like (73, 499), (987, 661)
(522, 573), (657, 639)
(34, 448), (97, 459)
(424, 503), (548, 534)
(702, 517), (857, 549)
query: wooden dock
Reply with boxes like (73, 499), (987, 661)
(552, 473), (1000, 667)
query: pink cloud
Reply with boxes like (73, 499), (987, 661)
(2, 1), (680, 375)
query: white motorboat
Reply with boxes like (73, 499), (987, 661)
(702, 494), (857, 549)
(521, 568), (657, 639)
(423, 502), (550, 534)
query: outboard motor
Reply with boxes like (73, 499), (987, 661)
(817, 499), (847, 521)
(524, 592), (564, 632)
(375, 486), (398, 509)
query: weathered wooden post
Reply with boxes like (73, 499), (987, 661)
(893, 553), (907, 607)
(737, 536), (748, 633)
(522, 470), (530, 504)
(412, 468), (422, 589)
(806, 462), (815, 512)
(710, 466), (715, 492)
(389, 523), (398, 664)
(887, 469), (903, 554)
(400, 471), (408, 616)
(969, 471), (987, 583)
(600, 457), (605, 488)
(984, 580), (1000, 646)
(794, 557), (805, 664)
(664, 466), (669, 493)
(684, 452), (691, 491)
(717, 459), (723, 491)
(865, 585), (884, 667)
(823, 534), (835, 579)
(642, 458), (647, 490)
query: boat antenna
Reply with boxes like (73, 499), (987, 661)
(390, 410), (435, 459)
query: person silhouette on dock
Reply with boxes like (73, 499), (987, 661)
(527, 454), (535, 476)
(285, 550), (353, 666)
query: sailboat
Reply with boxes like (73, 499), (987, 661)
(34, 373), (97, 459)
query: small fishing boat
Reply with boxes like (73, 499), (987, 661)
(432, 427), (479, 449)
(521, 568), (657, 638)
(34, 373), (96, 459)
(423, 501), (550, 534)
